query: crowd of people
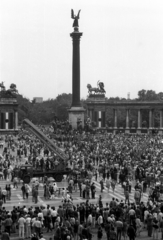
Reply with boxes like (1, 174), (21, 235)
(0, 125), (163, 240)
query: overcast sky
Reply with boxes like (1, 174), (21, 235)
(0, 0), (163, 101)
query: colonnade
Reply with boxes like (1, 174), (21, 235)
(0, 111), (18, 130)
(113, 109), (163, 133)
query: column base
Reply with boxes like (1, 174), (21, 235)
(158, 128), (163, 134)
(113, 127), (117, 135)
(68, 107), (85, 129)
(137, 128), (142, 134)
(125, 128), (130, 133)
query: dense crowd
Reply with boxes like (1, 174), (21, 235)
(0, 126), (163, 240)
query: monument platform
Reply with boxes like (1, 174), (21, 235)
(68, 107), (85, 129)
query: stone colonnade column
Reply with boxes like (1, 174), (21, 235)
(149, 109), (154, 129)
(160, 110), (163, 128)
(15, 111), (18, 130)
(113, 109), (117, 128)
(113, 109), (117, 134)
(89, 109), (93, 122)
(137, 109), (142, 134)
(125, 109), (130, 133)
(159, 109), (163, 134)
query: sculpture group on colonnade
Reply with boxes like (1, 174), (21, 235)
(87, 81), (106, 95)
(0, 82), (18, 96)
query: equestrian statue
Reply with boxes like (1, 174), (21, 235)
(87, 80), (106, 94)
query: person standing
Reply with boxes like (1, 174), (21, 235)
(33, 186), (38, 204)
(124, 183), (130, 204)
(91, 182), (96, 199)
(100, 179), (104, 193)
(1, 229), (10, 240)
(25, 184), (30, 199)
(116, 218), (123, 240)
(5, 185), (11, 201)
(127, 224), (136, 240)
(4, 215), (12, 236)
(25, 215), (31, 239)
(147, 213), (153, 237)
(97, 226), (103, 240)
(2, 188), (7, 203)
(152, 217), (159, 240)
(18, 214), (26, 239)
(21, 183), (26, 199)
(106, 178), (110, 192)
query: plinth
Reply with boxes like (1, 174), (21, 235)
(68, 107), (85, 129)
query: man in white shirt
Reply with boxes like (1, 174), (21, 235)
(25, 215), (31, 239)
(32, 217), (42, 237)
(97, 214), (103, 226)
(18, 215), (26, 239)
(87, 213), (92, 225)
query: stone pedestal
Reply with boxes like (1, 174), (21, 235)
(68, 107), (85, 129)
(137, 128), (142, 134)
(158, 129), (163, 134)
(125, 128), (130, 133)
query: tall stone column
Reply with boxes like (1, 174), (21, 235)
(159, 109), (163, 134)
(68, 10), (85, 129)
(125, 109), (130, 133)
(137, 109), (142, 134)
(149, 109), (154, 129)
(113, 109), (117, 133)
(70, 31), (82, 107)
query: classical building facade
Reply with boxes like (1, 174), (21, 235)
(0, 92), (18, 134)
(86, 95), (163, 134)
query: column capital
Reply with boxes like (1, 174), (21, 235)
(70, 32), (83, 40)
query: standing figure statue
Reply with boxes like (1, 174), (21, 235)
(71, 9), (81, 30)
(97, 80), (106, 93)
(0, 82), (5, 91)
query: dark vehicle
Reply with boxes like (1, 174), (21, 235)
(14, 164), (72, 184)
(17, 119), (72, 183)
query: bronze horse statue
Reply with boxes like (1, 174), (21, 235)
(87, 81), (106, 94)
